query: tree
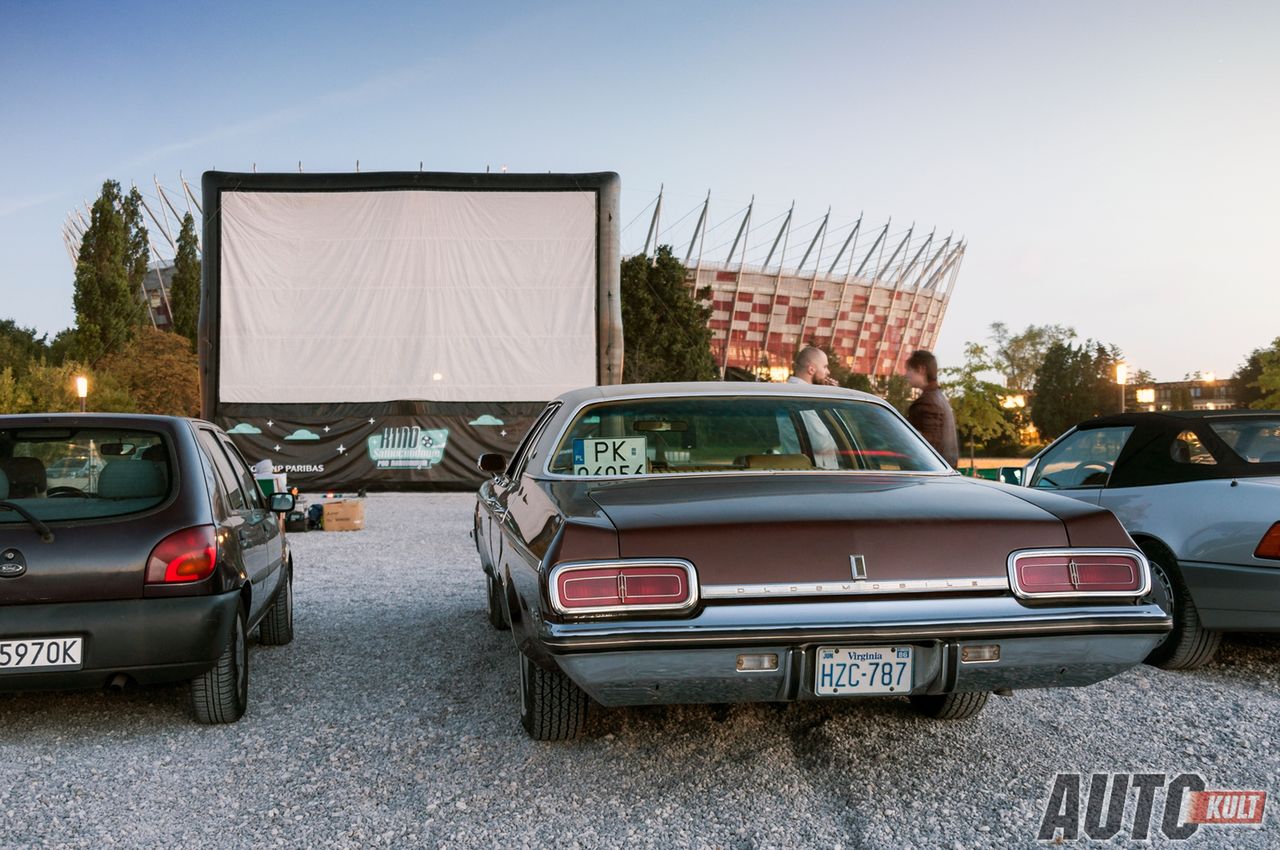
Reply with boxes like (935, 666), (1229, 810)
(620, 247), (717, 383)
(0, 320), (50, 378)
(1031, 341), (1123, 440)
(10, 361), (133, 414)
(1251, 337), (1280, 409)
(100, 326), (201, 416)
(1233, 348), (1266, 409)
(988, 322), (1076, 392)
(944, 342), (1017, 469)
(170, 212), (201, 345)
(73, 180), (149, 364)
(882, 374), (912, 415)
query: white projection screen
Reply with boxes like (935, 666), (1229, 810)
(218, 189), (598, 404)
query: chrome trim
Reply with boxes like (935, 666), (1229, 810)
(702, 576), (1008, 599)
(548, 559), (700, 616)
(535, 389), (956, 480)
(1006, 548), (1152, 600)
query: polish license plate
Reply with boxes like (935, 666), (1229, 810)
(816, 645), (913, 695)
(0, 637), (83, 672)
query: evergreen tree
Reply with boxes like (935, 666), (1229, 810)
(620, 247), (717, 383)
(1031, 341), (1124, 440)
(170, 213), (201, 345)
(944, 342), (1017, 469)
(1250, 337), (1280, 409)
(72, 181), (149, 363)
(1233, 348), (1266, 409)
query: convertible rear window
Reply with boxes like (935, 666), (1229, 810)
(1209, 419), (1280, 464)
(0, 427), (171, 523)
(547, 396), (948, 476)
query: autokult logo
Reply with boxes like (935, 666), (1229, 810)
(1038, 772), (1268, 842)
(366, 425), (449, 470)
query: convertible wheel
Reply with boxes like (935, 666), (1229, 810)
(258, 567), (294, 646)
(191, 606), (249, 724)
(519, 652), (587, 741)
(486, 572), (509, 631)
(909, 691), (988, 720)
(1142, 555), (1221, 670)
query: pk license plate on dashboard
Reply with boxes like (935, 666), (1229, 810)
(816, 645), (912, 695)
(0, 637), (83, 673)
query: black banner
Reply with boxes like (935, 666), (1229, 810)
(215, 402), (544, 492)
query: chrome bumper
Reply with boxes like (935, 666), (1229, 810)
(541, 595), (1170, 707)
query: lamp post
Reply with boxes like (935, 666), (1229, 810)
(75, 376), (88, 412)
(1115, 363), (1128, 414)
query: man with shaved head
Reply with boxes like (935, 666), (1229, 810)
(788, 346), (838, 386)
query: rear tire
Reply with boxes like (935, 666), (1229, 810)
(1142, 553), (1221, 670)
(909, 691), (988, 720)
(259, 566), (294, 646)
(486, 572), (509, 631)
(519, 652), (587, 740)
(191, 607), (248, 724)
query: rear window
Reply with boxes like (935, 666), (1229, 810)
(0, 427), (172, 523)
(1208, 419), (1280, 464)
(546, 396), (948, 477)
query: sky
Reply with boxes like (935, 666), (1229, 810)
(2, 0), (1278, 382)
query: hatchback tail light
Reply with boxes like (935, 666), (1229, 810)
(1007, 549), (1149, 599)
(146, 525), (218, 584)
(548, 560), (698, 616)
(1255, 523), (1280, 560)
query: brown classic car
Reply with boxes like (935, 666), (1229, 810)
(473, 383), (1171, 740)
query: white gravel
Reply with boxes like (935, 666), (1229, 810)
(1, 493), (1277, 849)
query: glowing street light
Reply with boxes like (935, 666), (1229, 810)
(74, 376), (88, 412)
(1115, 363), (1128, 413)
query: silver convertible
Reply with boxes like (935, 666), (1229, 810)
(1014, 410), (1280, 669)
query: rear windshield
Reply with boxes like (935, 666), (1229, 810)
(547, 396), (949, 477)
(0, 427), (172, 523)
(1208, 419), (1280, 464)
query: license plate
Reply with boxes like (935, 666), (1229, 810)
(816, 645), (913, 695)
(0, 637), (83, 672)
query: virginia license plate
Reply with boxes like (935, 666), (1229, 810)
(816, 645), (913, 695)
(0, 637), (83, 672)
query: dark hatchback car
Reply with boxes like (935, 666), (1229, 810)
(0, 414), (296, 723)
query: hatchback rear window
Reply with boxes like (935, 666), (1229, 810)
(1208, 419), (1280, 464)
(0, 427), (171, 523)
(547, 396), (948, 476)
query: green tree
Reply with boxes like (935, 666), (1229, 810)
(1251, 337), (1280, 409)
(73, 180), (149, 364)
(0, 366), (26, 413)
(1031, 341), (1124, 440)
(169, 212), (201, 345)
(944, 342), (1017, 469)
(101, 326), (201, 416)
(1233, 348), (1266, 409)
(988, 322), (1076, 392)
(882, 373), (912, 415)
(620, 247), (717, 383)
(0, 320), (50, 377)
(1169, 386), (1194, 410)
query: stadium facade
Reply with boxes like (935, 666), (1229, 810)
(636, 190), (965, 379)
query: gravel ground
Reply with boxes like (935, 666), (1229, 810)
(1, 493), (1277, 849)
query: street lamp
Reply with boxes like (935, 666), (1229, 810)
(75, 376), (88, 412)
(1115, 363), (1128, 414)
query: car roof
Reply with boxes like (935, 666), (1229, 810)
(552, 381), (885, 406)
(1077, 410), (1280, 430)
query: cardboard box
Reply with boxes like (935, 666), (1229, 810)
(322, 499), (364, 532)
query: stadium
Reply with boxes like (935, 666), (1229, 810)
(628, 189), (966, 380)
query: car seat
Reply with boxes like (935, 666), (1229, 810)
(0, 457), (47, 498)
(1170, 438), (1192, 464)
(0, 466), (8, 500)
(97, 461), (166, 499)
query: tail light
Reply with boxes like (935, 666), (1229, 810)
(1255, 523), (1280, 560)
(548, 560), (698, 616)
(1007, 549), (1149, 599)
(146, 525), (218, 584)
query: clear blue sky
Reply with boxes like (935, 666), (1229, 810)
(3, 0), (1277, 381)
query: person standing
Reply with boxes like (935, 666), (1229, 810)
(905, 350), (959, 468)
(787, 346), (839, 386)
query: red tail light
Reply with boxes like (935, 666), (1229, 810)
(1008, 549), (1148, 599)
(146, 525), (218, 584)
(549, 560), (698, 616)
(1255, 523), (1280, 560)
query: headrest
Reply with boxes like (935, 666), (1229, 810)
(97, 461), (166, 500)
(141, 445), (166, 462)
(1170, 439), (1191, 464)
(0, 466), (8, 500)
(744, 453), (814, 470)
(0, 457), (46, 497)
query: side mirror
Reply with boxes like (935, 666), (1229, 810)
(477, 453), (507, 475)
(997, 466), (1023, 486)
(269, 492), (296, 513)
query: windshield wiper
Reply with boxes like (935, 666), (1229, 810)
(0, 501), (55, 542)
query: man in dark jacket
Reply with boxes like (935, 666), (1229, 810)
(905, 350), (959, 468)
